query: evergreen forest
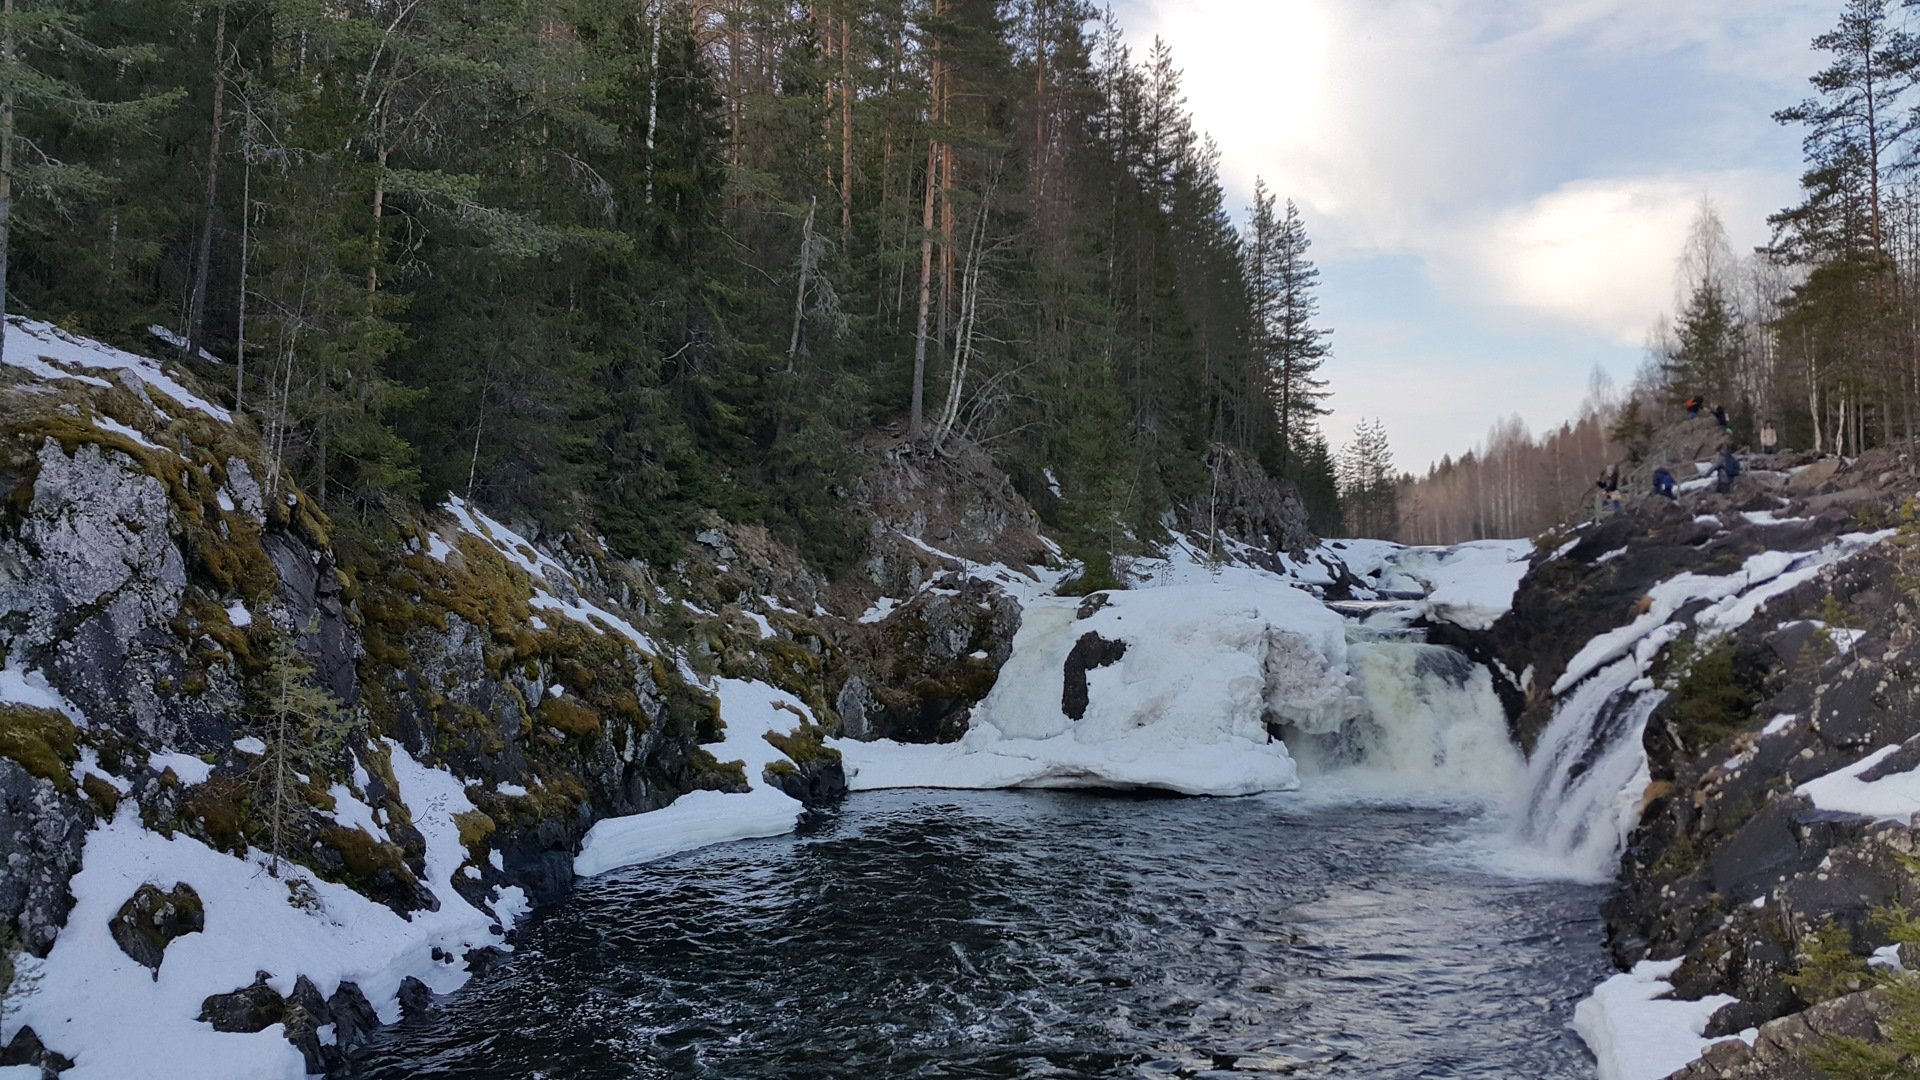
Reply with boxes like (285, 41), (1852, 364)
(0, 0), (1351, 566)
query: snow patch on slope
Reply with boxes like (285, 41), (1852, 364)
(2, 745), (525, 1080)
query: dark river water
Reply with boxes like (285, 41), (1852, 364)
(350, 789), (1610, 1079)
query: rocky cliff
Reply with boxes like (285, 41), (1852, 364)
(1473, 428), (1920, 1076)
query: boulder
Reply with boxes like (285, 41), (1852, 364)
(108, 882), (204, 974)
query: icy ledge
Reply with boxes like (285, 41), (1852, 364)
(835, 567), (1357, 797)
(1574, 958), (1754, 1080)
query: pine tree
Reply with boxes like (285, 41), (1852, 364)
(0, 0), (178, 349)
(248, 627), (349, 879)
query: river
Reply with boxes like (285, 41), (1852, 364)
(350, 787), (1610, 1079)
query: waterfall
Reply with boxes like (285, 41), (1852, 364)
(1285, 635), (1525, 801)
(1502, 659), (1664, 882)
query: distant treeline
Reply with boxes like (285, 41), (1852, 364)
(0, 0), (1350, 566)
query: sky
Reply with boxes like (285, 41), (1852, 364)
(1108, 0), (1837, 473)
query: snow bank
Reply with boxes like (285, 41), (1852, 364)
(2, 744), (526, 1080)
(1574, 958), (1748, 1080)
(1554, 532), (1893, 695)
(3, 316), (230, 421)
(573, 678), (809, 878)
(1798, 744), (1920, 823)
(1389, 539), (1533, 631)
(838, 567), (1354, 796)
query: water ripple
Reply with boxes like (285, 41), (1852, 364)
(351, 789), (1608, 1079)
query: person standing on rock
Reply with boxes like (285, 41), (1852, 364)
(1761, 420), (1778, 454)
(1595, 464), (1622, 515)
(1713, 445), (1740, 495)
(1685, 395), (1703, 419)
(1652, 467), (1676, 499)
(1711, 404), (1731, 436)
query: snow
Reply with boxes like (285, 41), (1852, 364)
(1762, 713), (1797, 737)
(92, 415), (167, 454)
(145, 325), (221, 364)
(1389, 539), (1533, 631)
(424, 532), (453, 561)
(4, 742), (526, 1080)
(232, 736), (266, 755)
(0, 660), (85, 723)
(1573, 958), (1745, 1080)
(1873, 944), (1907, 973)
(1, 317), (231, 421)
(573, 678), (810, 878)
(325, 784), (388, 842)
(740, 608), (774, 639)
(1797, 744), (1920, 823)
(147, 752), (213, 786)
(224, 601), (253, 629)
(837, 567), (1352, 797)
(858, 596), (901, 624)
(495, 782), (529, 798)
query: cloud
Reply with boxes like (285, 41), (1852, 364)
(1430, 170), (1797, 345)
(1114, 0), (1827, 342)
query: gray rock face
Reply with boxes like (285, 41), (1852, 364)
(0, 761), (88, 962)
(0, 441), (186, 741)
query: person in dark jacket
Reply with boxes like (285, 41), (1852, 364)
(1685, 395), (1703, 419)
(1711, 403), (1730, 435)
(1652, 467), (1676, 499)
(1713, 446), (1740, 494)
(1595, 464), (1622, 514)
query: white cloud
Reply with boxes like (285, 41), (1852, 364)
(1430, 170), (1797, 345)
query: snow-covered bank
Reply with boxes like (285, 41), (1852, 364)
(1573, 959), (1751, 1080)
(574, 679), (814, 877)
(1, 745), (527, 1080)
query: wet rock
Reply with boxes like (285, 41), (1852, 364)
(1062, 631), (1128, 721)
(109, 881), (204, 974)
(395, 975), (435, 1019)
(326, 981), (382, 1049)
(763, 755), (848, 807)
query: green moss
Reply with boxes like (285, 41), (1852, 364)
(538, 695), (603, 738)
(177, 775), (252, 853)
(81, 772), (122, 818)
(0, 704), (80, 792)
(763, 719), (841, 768)
(314, 823), (415, 892)
(453, 809), (496, 857)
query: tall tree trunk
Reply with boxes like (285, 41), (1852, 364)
(840, 13), (852, 241)
(788, 196), (816, 364)
(185, 5), (230, 357)
(235, 152), (249, 412)
(369, 143), (388, 293)
(910, 134), (937, 437)
(0, 0), (13, 359)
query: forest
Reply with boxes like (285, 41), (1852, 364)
(1400, 0), (1920, 545)
(0, 0), (1358, 568)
